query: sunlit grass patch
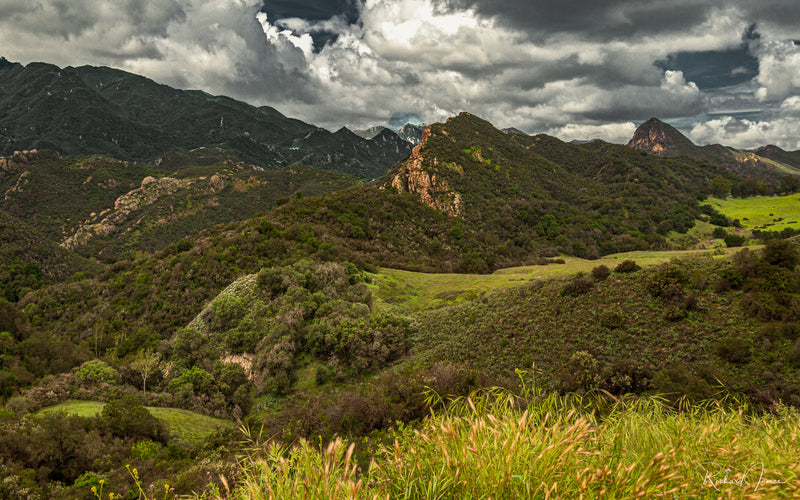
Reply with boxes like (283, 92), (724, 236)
(37, 400), (231, 443)
(373, 247), (743, 313)
(709, 194), (800, 231)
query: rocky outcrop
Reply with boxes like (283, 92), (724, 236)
(626, 118), (695, 155)
(388, 127), (464, 217)
(62, 176), (191, 249)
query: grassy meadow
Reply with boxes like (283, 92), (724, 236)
(36, 400), (231, 443)
(709, 194), (800, 231)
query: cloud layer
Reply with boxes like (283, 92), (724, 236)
(1, 0), (799, 149)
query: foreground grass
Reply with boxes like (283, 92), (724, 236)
(373, 247), (743, 313)
(215, 390), (799, 499)
(37, 400), (231, 442)
(709, 194), (800, 231)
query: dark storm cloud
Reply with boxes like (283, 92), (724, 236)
(442, 0), (800, 40)
(260, 0), (360, 51)
(441, 0), (718, 41)
(261, 0), (359, 23)
(657, 47), (758, 90)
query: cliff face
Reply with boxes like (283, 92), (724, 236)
(388, 127), (464, 217)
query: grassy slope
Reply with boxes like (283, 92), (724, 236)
(709, 194), (800, 231)
(409, 253), (798, 403)
(36, 400), (231, 442)
(372, 247), (746, 313)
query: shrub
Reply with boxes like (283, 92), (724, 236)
(733, 248), (760, 278)
(663, 305), (687, 321)
(714, 336), (753, 364)
(789, 339), (800, 367)
(645, 263), (688, 300)
(315, 364), (335, 385)
(75, 360), (117, 385)
(690, 270), (708, 290)
(711, 227), (728, 239)
(564, 351), (601, 392)
(210, 294), (245, 331)
(614, 260), (640, 273)
(681, 293), (698, 311)
(600, 360), (651, 394)
(762, 239), (799, 270)
(724, 234), (746, 247)
(652, 365), (715, 402)
(599, 310), (624, 329)
(130, 439), (163, 460)
(712, 277), (731, 293)
(591, 265), (610, 281)
(560, 276), (594, 297)
(168, 366), (217, 396)
(719, 268), (743, 289)
(100, 394), (167, 442)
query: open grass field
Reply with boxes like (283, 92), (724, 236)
(36, 400), (232, 442)
(372, 246), (746, 313)
(708, 194), (800, 231)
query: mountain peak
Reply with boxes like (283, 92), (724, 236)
(0, 56), (22, 75)
(627, 118), (696, 156)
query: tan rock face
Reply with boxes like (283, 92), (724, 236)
(388, 127), (464, 217)
(628, 127), (673, 154)
(62, 176), (191, 250)
(209, 174), (224, 191)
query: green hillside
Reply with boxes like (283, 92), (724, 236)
(1, 149), (359, 262)
(0, 211), (100, 301)
(387, 113), (733, 263)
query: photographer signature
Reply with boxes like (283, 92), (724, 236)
(697, 462), (785, 491)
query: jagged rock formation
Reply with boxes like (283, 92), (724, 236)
(388, 127), (464, 217)
(752, 145), (800, 170)
(353, 126), (388, 140)
(501, 127), (529, 136)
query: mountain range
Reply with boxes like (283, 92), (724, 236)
(0, 59), (411, 180)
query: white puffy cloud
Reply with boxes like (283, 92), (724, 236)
(689, 115), (800, 150)
(546, 122), (638, 144)
(0, 0), (186, 63)
(754, 40), (800, 102)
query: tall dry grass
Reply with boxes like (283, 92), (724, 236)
(217, 381), (799, 499)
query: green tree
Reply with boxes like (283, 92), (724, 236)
(131, 348), (160, 394)
(101, 394), (167, 441)
(710, 176), (732, 199)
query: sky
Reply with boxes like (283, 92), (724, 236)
(2, 0), (800, 149)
